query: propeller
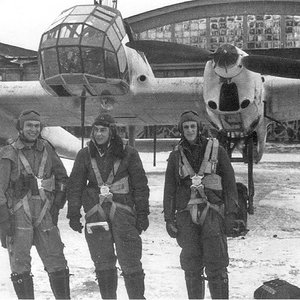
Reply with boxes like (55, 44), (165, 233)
(126, 40), (213, 63)
(127, 39), (300, 79)
(242, 55), (300, 79)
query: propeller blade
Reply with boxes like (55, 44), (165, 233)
(126, 40), (213, 63)
(242, 55), (300, 79)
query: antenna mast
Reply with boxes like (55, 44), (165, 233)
(94, 0), (117, 8)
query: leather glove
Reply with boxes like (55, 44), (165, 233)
(50, 205), (60, 226)
(0, 205), (13, 248)
(136, 213), (149, 234)
(54, 191), (66, 209)
(0, 221), (13, 248)
(225, 213), (237, 236)
(166, 220), (178, 238)
(69, 217), (83, 233)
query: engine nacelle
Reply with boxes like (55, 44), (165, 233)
(203, 46), (263, 135)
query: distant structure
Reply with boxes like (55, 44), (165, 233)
(125, 0), (300, 141)
(0, 42), (38, 81)
(97, 0), (118, 8)
(126, 0), (300, 77)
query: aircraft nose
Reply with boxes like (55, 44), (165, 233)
(39, 5), (129, 97)
(213, 44), (239, 69)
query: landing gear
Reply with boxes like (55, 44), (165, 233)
(218, 131), (255, 215)
(246, 134), (254, 214)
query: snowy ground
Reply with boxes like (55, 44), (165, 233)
(1, 144), (300, 299)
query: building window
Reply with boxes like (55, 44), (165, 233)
(137, 13), (300, 51)
(174, 18), (207, 47)
(139, 24), (172, 42)
(247, 15), (281, 49)
(209, 16), (243, 50)
(285, 15), (300, 47)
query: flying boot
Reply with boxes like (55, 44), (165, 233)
(123, 270), (145, 299)
(207, 269), (229, 299)
(11, 272), (34, 299)
(48, 267), (71, 299)
(96, 268), (118, 299)
(185, 270), (205, 299)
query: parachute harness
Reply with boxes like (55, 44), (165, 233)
(179, 138), (223, 225)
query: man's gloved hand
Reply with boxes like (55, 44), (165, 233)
(225, 213), (237, 236)
(50, 205), (60, 226)
(0, 205), (13, 248)
(166, 220), (178, 238)
(69, 216), (83, 233)
(136, 213), (149, 234)
(54, 191), (66, 209)
(0, 220), (13, 248)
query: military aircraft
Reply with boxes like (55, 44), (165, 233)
(1, 3), (300, 211)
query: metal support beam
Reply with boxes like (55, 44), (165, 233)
(128, 125), (135, 147)
(153, 125), (157, 167)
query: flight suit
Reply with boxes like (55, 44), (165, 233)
(0, 137), (69, 299)
(163, 136), (238, 299)
(67, 140), (149, 299)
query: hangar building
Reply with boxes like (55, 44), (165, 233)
(125, 0), (300, 141)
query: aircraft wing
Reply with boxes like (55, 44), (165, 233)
(264, 76), (300, 122)
(0, 81), (82, 158)
(0, 77), (207, 128)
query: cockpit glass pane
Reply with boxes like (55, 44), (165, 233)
(94, 10), (113, 22)
(58, 24), (83, 45)
(82, 47), (105, 77)
(40, 27), (59, 49)
(71, 6), (94, 15)
(104, 37), (114, 51)
(107, 27), (120, 50)
(105, 50), (119, 78)
(87, 16), (109, 32)
(48, 7), (73, 30)
(117, 46), (127, 73)
(41, 48), (59, 78)
(81, 25), (105, 47)
(115, 16), (126, 38)
(96, 7), (116, 17)
(58, 46), (83, 73)
(113, 23), (123, 40)
(64, 15), (88, 23)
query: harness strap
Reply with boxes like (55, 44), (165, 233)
(110, 177), (129, 193)
(210, 138), (219, 174)
(179, 148), (195, 177)
(38, 148), (48, 178)
(85, 194), (133, 221)
(183, 194), (224, 225)
(179, 138), (222, 225)
(17, 148), (51, 227)
(88, 156), (131, 221)
(198, 138), (213, 176)
(90, 158), (121, 186)
(188, 184), (208, 225)
(35, 189), (50, 227)
(14, 191), (32, 216)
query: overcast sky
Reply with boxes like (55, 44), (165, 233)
(0, 0), (188, 50)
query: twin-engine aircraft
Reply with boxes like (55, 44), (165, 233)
(1, 3), (300, 211)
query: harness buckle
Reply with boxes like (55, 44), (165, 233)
(191, 174), (203, 189)
(86, 221), (109, 234)
(99, 185), (111, 197)
(210, 159), (218, 173)
(36, 177), (43, 190)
